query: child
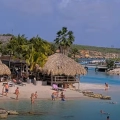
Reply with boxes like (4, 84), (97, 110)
(51, 92), (55, 101)
(15, 87), (20, 100)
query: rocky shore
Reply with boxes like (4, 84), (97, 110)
(107, 68), (120, 75)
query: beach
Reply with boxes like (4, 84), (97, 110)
(0, 70), (120, 120)
(0, 82), (105, 100)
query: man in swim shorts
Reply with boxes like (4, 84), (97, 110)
(5, 83), (9, 96)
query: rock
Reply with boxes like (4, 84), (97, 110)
(7, 110), (19, 115)
(82, 91), (93, 94)
(100, 96), (111, 100)
(0, 109), (8, 119)
(0, 113), (8, 119)
(82, 91), (111, 100)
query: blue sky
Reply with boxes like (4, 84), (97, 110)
(0, 0), (120, 48)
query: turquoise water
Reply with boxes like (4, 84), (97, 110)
(80, 68), (120, 85)
(0, 69), (120, 120)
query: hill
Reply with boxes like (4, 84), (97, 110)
(72, 44), (120, 59)
(72, 44), (120, 54)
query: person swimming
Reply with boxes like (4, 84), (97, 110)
(109, 101), (117, 104)
(100, 110), (110, 115)
(107, 116), (110, 120)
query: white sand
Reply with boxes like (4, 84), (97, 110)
(0, 82), (105, 100)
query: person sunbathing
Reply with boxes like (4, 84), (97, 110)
(17, 80), (22, 84)
(12, 79), (17, 83)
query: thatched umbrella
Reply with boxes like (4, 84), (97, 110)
(42, 53), (87, 76)
(0, 60), (11, 75)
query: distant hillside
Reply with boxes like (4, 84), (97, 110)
(72, 44), (120, 54)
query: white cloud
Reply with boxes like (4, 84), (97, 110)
(1, 0), (120, 30)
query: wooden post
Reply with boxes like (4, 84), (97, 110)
(67, 76), (68, 82)
(51, 75), (53, 86)
(55, 76), (56, 82)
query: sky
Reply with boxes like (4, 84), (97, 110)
(0, 0), (120, 48)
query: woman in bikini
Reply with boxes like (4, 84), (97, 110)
(34, 91), (38, 99)
(31, 93), (35, 104)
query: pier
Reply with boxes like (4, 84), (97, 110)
(83, 64), (107, 72)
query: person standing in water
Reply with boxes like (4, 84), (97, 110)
(61, 92), (65, 101)
(31, 93), (35, 104)
(34, 91), (38, 99)
(105, 83), (109, 90)
(15, 87), (20, 100)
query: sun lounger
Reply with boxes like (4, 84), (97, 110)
(52, 84), (64, 91)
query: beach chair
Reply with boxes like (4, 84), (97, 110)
(52, 84), (58, 91)
(16, 80), (26, 86)
(52, 84), (64, 91)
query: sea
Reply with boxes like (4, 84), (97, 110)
(0, 67), (120, 120)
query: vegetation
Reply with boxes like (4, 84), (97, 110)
(1, 28), (120, 74)
(0, 34), (53, 72)
(54, 27), (75, 55)
(106, 59), (115, 70)
(69, 47), (80, 61)
(72, 44), (120, 54)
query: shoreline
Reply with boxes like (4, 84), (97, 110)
(0, 82), (120, 101)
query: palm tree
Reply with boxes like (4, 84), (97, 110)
(70, 48), (79, 60)
(106, 59), (115, 70)
(54, 27), (75, 55)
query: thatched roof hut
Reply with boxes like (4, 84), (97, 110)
(0, 60), (11, 75)
(0, 35), (12, 44)
(42, 53), (86, 76)
(41, 53), (86, 87)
